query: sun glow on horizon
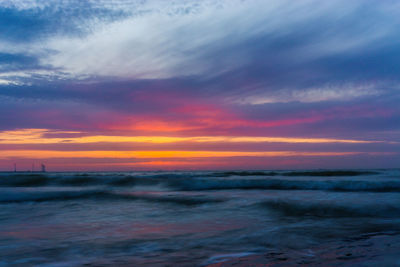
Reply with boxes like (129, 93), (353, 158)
(0, 129), (398, 170)
(0, 129), (389, 145)
(0, 149), (370, 160)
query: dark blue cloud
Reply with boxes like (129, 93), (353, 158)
(0, 52), (44, 71)
(0, 2), (128, 43)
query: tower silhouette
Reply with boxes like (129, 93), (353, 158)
(41, 163), (46, 173)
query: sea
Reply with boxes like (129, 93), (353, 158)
(0, 169), (399, 266)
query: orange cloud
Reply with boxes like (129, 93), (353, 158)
(0, 150), (363, 159)
(0, 129), (385, 145)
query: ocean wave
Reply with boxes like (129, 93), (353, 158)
(0, 190), (111, 203)
(0, 174), (50, 187)
(122, 193), (225, 206)
(210, 171), (273, 177)
(0, 171), (393, 193)
(172, 179), (400, 192)
(208, 170), (378, 177)
(281, 170), (379, 177)
(260, 200), (400, 218)
(0, 174), (165, 187)
(0, 170), (380, 187)
(0, 190), (224, 205)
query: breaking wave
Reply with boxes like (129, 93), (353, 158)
(0, 170), (396, 193)
(173, 178), (400, 192)
(260, 200), (400, 218)
(209, 170), (378, 177)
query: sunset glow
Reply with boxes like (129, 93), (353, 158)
(0, 1), (399, 170)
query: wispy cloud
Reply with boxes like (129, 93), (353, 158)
(236, 83), (383, 104)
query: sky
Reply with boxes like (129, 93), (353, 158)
(0, 0), (399, 171)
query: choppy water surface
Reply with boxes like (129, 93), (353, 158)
(0, 170), (399, 266)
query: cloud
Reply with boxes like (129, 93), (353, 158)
(0, 0), (128, 43)
(2, 0), (400, 87)
(0, 0), (399, 170)
(0, 52), (46, 73)
(37, 0), (400, 81)
(235, 83), (383, 104)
